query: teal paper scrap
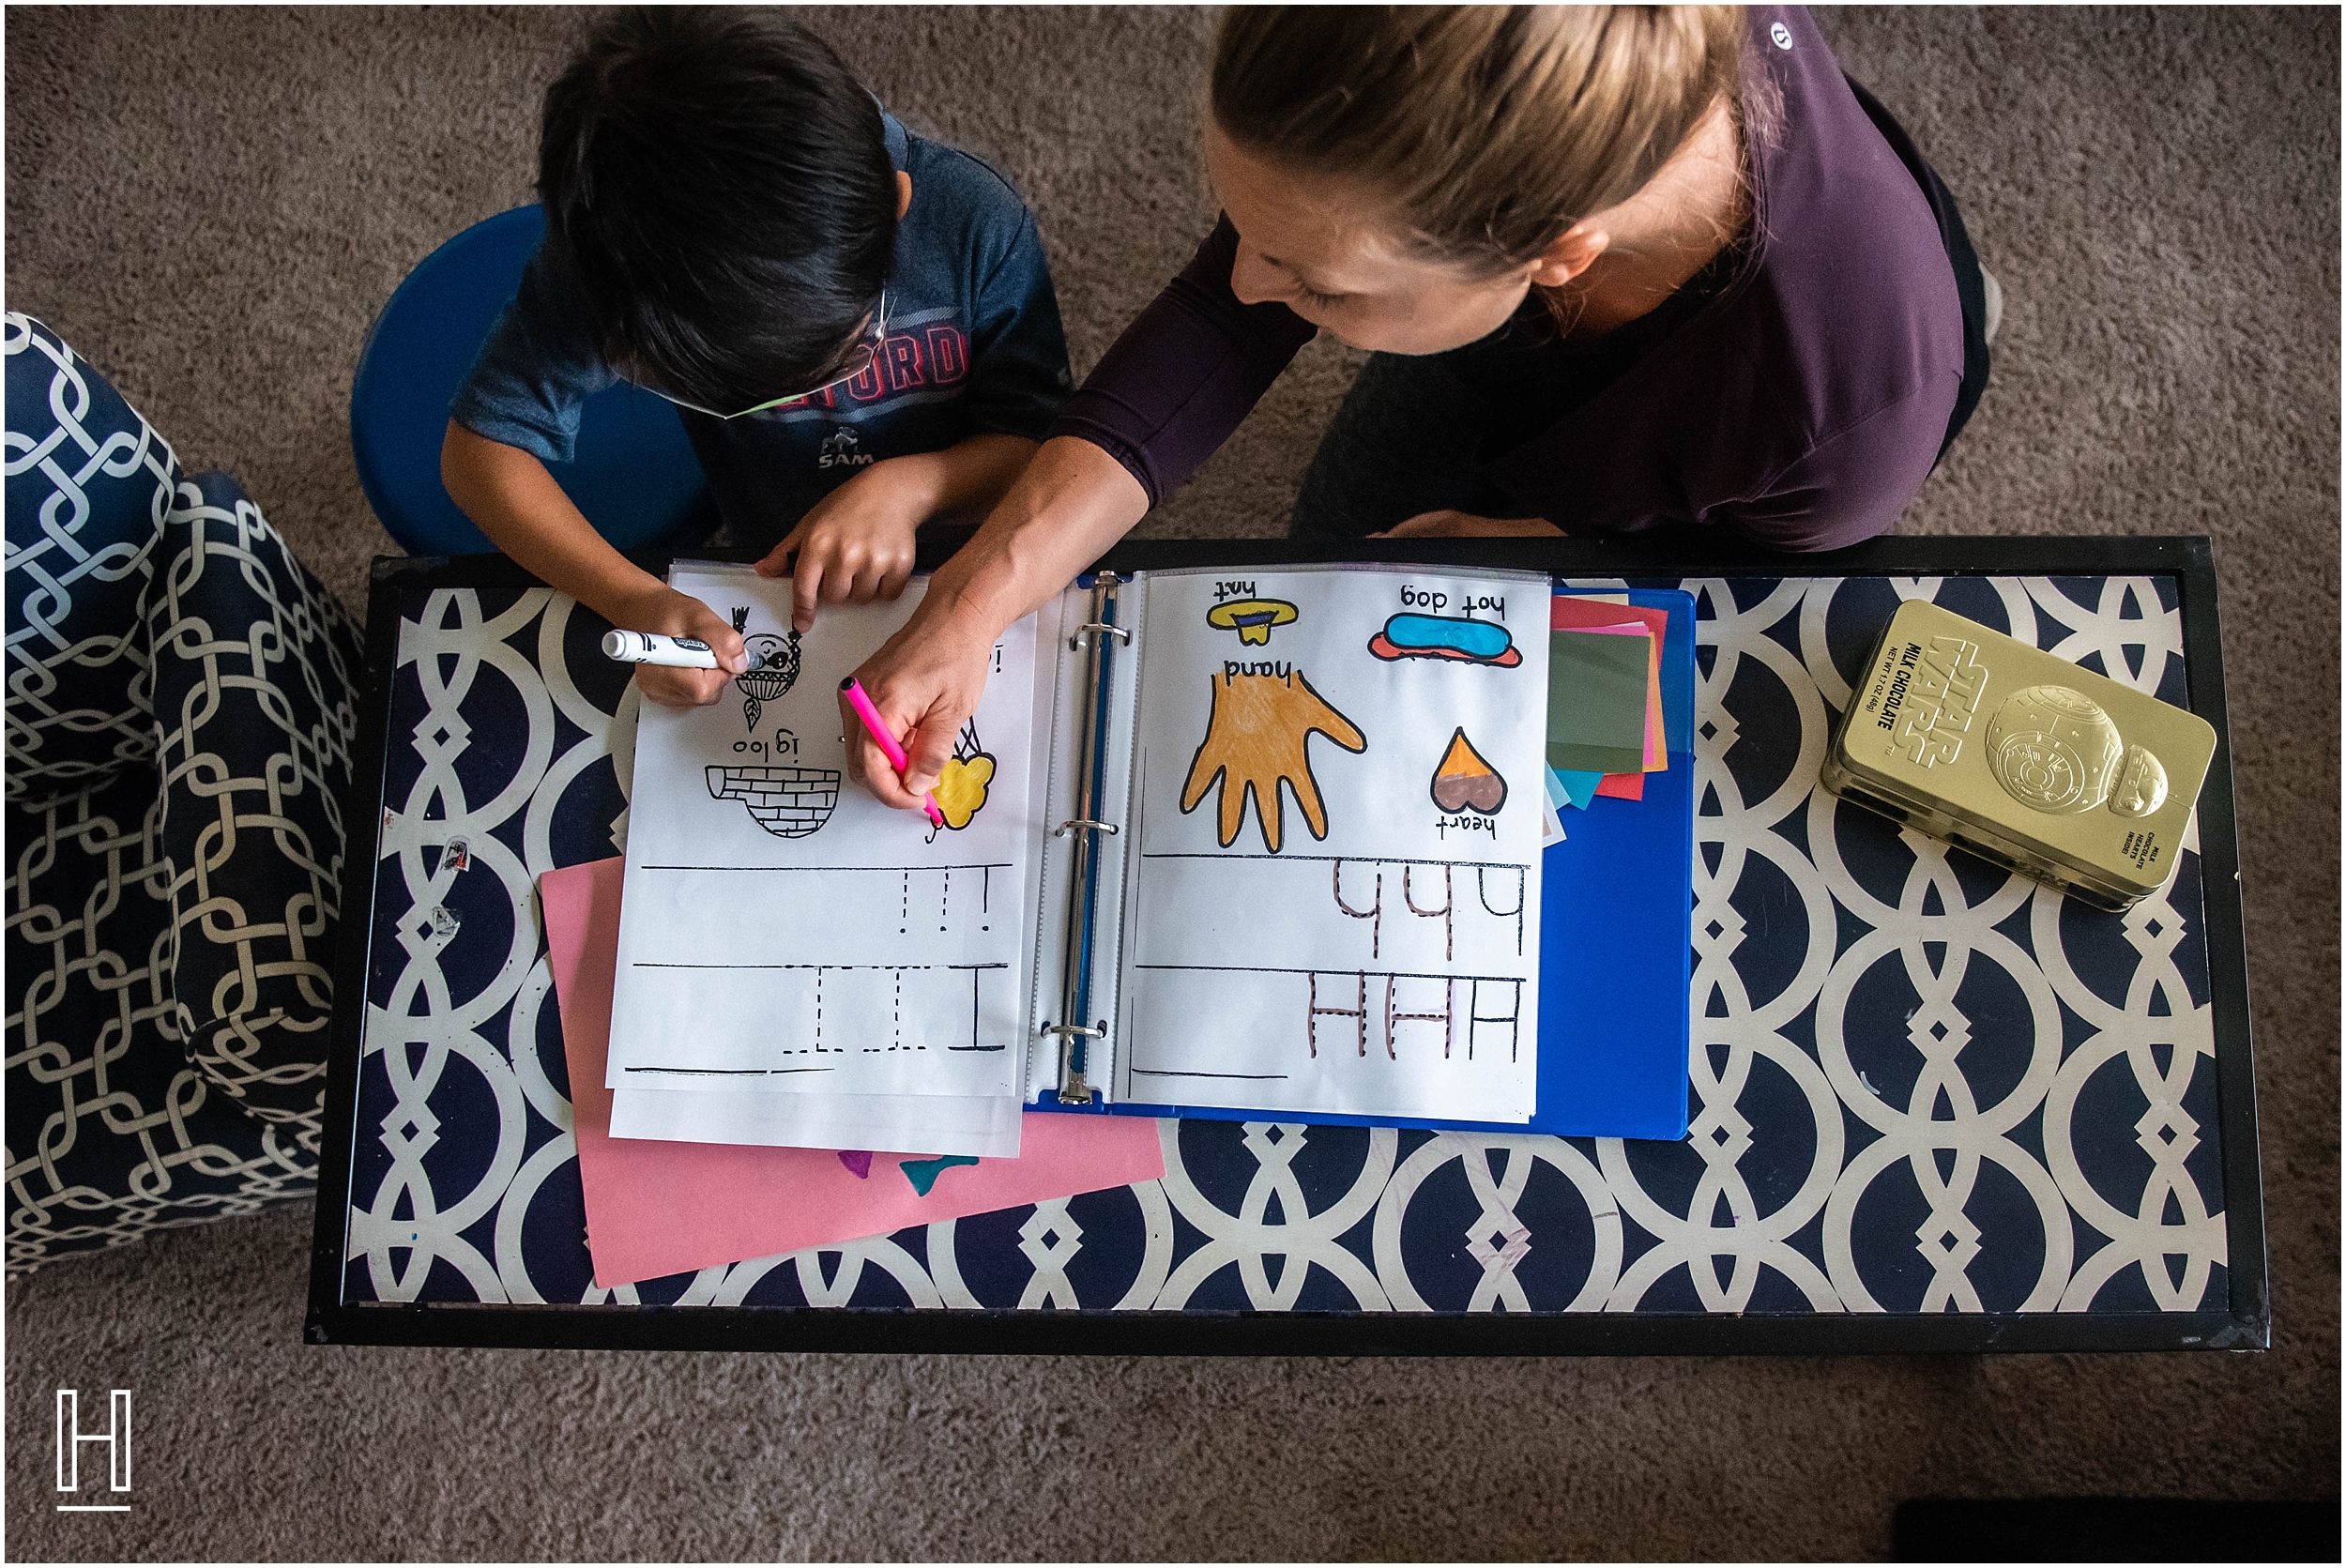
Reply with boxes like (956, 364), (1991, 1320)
(1549, 766), (1604, 810)
(1547, 628), (1651, 776)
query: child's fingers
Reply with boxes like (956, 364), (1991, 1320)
(678, 601), (748, 672)
(791, 556), (826, 632)
(635, 664), (728, 708)
(818, 553), (861, 602)
(849, 554), (898, 604)
(754, 525), (802, 579)
(875, 542), (917, 602)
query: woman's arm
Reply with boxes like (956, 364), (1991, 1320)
(1052, 216), (1318, 506)
(840, 219), (1317, 811)
(841, 434), (1147, 810)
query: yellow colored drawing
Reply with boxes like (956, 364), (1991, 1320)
(1205, 598), (1300, 646)
(931, 721), (996, 831)
(1180, 667), (1366, 853)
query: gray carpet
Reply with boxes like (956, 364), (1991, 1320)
(7, 7), (2338, 1560)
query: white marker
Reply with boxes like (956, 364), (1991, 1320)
(602, 629), (719, 669)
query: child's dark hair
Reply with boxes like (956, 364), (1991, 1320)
(538, 8), (897, 413)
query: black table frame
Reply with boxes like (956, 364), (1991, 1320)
(306, 533), (2265, 1354)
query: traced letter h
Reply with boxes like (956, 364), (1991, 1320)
(55, 1389), (130, 1493)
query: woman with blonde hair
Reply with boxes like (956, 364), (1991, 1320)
(846, 5), (1990, 810)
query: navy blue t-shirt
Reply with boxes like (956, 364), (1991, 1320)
(451, 113), (1073, 546)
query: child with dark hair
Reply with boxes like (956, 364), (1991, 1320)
(443, 8), (1072, 707)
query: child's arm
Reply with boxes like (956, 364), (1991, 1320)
(440, 420), (747, 705)
(754, 431), (1038, 633)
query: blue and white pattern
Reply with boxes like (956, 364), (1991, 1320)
(3, 314), (172, 807)
(340, 574), (2225, 1316)
(6, 316), (365, 1274)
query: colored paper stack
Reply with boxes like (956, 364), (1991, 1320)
(1545, 593), (1670, 815)
(540, 859), (1166, 1288)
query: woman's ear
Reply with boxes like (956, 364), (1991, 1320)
(1527, 223), (1609, 288)
(896, 171), (914, 220)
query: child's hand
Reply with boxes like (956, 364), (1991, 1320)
(611, 585), (747, 708)
(754, 458), (931, 632)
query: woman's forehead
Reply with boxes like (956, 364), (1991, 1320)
(1203, 122), (1418, 288)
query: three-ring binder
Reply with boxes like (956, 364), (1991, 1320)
(1047, 575), (1130, 1104)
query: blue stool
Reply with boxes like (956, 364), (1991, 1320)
(350, 205), (714, 556)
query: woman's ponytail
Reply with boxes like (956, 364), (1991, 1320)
(1211, 6), (1748, 274)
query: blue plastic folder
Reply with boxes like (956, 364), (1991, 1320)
(1060, 584), (1696, 1144)
(1530, 587), (1695, 1139)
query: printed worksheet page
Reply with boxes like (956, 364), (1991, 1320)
(607, 565), (1043, 1103)
(1112, 564), (1548, 1122)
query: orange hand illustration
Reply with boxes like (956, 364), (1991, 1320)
(1179, 668), (1367, 852)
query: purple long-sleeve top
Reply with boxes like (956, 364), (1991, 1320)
(1050, 6), (1966, 552)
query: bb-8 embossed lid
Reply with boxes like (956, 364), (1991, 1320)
(1823, 601), (2217, 908)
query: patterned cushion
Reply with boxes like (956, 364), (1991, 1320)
(149, 471), (361, 1127)
(4, 314), (172, 808)
(7, 772), (320, 1266)
(5, 322), (364, 1273)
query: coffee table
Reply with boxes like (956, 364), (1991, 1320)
(306, 534), (2263, 1353)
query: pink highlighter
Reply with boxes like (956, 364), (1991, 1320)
(840, 677), (945, 828)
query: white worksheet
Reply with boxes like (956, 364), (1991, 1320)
(607, 565), (1043, 1104)
(1111, 565), (1547, 1122)
(606, 1084), (1024, 1159)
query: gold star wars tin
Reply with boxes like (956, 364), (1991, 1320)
(1820, 600), (2216, 912)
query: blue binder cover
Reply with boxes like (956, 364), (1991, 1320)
(1039, 586), (1696, 1144)
(1528, 586), (1696, 1140)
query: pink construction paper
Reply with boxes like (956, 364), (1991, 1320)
(1551, 596), (1668, 770)
(1594, 768), (1646, 801)
(541, 858), (1166, 1287)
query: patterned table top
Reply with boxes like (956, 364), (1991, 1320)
(313, 555), (2261, 1350)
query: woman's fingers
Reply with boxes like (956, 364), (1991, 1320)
(1381, 510), (1470, 537)
(841, 636), (986, 814)
(1384, 510), (1563, 538)
(900, 701), (959, 797)
(845, 723), (928, 809)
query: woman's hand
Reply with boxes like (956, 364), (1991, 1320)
(1372, 510), (1564, 539)
(838, 435), (1150, 815)
(839, 605), (998, 809)
(611, 583), (747, 708)
(754, 459), (928, 632)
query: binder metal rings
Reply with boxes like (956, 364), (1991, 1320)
(1040, 1022), (1105, 1040)
(1054, 818), (1120, 837)
(1070, 621), (1133, 650)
